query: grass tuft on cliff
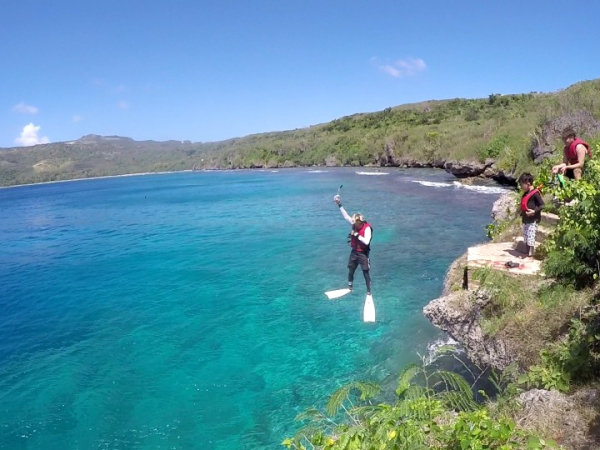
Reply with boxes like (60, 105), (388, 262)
(471, 268), (591, 368)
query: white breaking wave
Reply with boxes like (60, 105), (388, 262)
(451, 181), (509, 194)
(306, 170), (329, 173)
(412, 181), (453, 188)
(356, 171), (390, 175)
(411, 180), (510, 194)
(424, 336), (461, 366)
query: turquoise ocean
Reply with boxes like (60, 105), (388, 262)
(0, 168), (507, 449)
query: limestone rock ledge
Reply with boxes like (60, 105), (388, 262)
(443, 160), (494, 178)
(444, 160), (518, 185)
(423, 290), (516, 371)
(491, 191), (519, 222)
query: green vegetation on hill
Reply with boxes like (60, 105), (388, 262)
(1, 79), (600, 187)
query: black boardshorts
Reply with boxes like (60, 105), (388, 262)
(564, 168), (583, 180)
(348, 250), (370, 271)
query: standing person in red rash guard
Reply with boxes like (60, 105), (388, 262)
(333, 195), (372, 295)
(552, 127), (591, 180)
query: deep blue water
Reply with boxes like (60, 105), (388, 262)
(0, 168), (504, 449)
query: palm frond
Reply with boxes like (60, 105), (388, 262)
(434, 370), (478, 411)
(326, 381), (380, 417)
(401, 384), (429, 401)
(295, 407), (327, 422)
(440, 390), (479, 412)
(396, 363), (420, 397)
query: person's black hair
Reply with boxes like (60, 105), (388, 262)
(518, 173), (534, 184)
(561, 127), (576, 141)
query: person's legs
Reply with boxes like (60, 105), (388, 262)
(362, 270), (372, 295)
(358, 252), (372, 295)
(347, 251), (359, 290)
(562, 170), (577, 204)
(524, 222), (538, 257)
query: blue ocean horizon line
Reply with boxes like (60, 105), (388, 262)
(0, 169), (500, 449)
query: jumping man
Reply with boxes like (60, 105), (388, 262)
(333, 195), (372, 295)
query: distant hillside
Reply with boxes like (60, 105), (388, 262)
(1, 79), (600, 187)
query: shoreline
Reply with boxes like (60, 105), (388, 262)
(0, 165), (513, 190)
(0, 170), (193, 190)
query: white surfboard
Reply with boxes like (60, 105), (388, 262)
(325, 288), (351, 300)
(363, 294), (376, 322)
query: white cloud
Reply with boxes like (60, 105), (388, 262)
(376, 57), (427, 78)
(72, 114), (83, 122)
(117, 100), (129, 110)
(12, 102), (39, 114)
(14, 123), (50, 146)
(380, 65), (401, 78)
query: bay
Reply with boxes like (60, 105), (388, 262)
(0, 168), (504, 449)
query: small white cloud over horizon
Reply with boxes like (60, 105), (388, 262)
(381, 65), (402, 77)
(72, 114), (83, 122)
(14, 123), (50, 146)
(373, 57), (427, 78)
(12, 102), (39, 114)
(117, 100), (129, 110)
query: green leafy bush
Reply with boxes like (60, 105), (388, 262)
(539, 149), (600, 287)
(485, 220), (510, 240)
(518, 350), (571, 393)
(517, 304), (600, 396)
(445, 409), (524, 449)
(282, 362), (555, 450)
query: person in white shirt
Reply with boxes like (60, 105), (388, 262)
(334, 195), (372, 295)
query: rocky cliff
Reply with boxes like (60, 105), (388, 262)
(423, 290), (516, 371)
(422, 191), (600, 449)
(392, 157), (519, 185)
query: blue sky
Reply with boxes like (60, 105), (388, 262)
(1, 0), (599, 148)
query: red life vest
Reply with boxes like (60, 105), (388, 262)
(564, 138), (592, 164)
(351, 222), (372, 252)
(520, 188), (540, 212)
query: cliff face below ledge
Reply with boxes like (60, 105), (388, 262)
(423, 290), (516, 371)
